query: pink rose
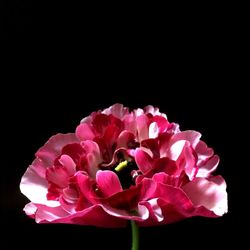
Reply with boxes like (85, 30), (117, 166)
(20, 104), (227, 227)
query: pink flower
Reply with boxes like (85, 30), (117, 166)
(20, 104), (227, 227)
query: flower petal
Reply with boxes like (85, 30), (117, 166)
(168, 140), (187, 161)
(195, 140), (214, 166)
(139, 198), (163, 224)
(35, 204), (126, 227)
(117, 130), (136, 148)
(101, 203), (149, 222)
(136, 115), (149, 141)
(20, 166), (59, 207)
(171, 130), (201, 148)
(134, 148), (153, 173)
(96, 170), (122, 197)
(196, 155), (219, 178)
(149, 122), (159, 139)
(81, 140), (102, 178)
(76, 123), (95, 141)
(182, 176), (228, 216)
(102, 103), (129, 119)
(58, 154), (76, 176)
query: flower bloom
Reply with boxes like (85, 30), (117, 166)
(20, 104), (227, 227)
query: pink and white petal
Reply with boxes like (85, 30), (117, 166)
(168, 140), (187, 161)
(20, 166), (59, 207)
(171, 131), (201, 148)
(182, 176), (228, 216)
(62, 186), (79, 204)
(152, 116), (169, 133)
(75, 123), (95, 141)
(196, 155), (220, 178)
(102, 103), (129, 119)
(35, 133), (79, 166)
(195, 140), (214, 166)
(141, 183), (197, 225)
(101, 203), (149, 222)
(134, 108), (144, 116)
(134, 148), (153, 173)
(124, 114), (137, 135)
(58, 154), (76, 176)
(167, 122), (180, 134)
(176, 143), (197, 180)
(136, 115), (149, 141)
(59, 196), (77, 214)
(149, 122), (159, 139)
(139, 198), (163, 223)
(117, 130), (135, 148)
(23, 202), (37, 218)
(144, 105), (167, 118)
(96, 170), (122, 197)
(35, 204), (71, 223)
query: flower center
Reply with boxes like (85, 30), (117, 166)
(115, 160), (128, 172)
(113, 160), (139, 189)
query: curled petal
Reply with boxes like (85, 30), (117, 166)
(138, 198), (163, 225)
(102, 103), (129, 119)
(35, 133), (78, 167)
(195, 140), (214, 166)
(117, 130), (136, 148)
(134, 148), (153, 173)
(76, 123), (95, 141)
(196, 155), (220, 178)
(96, 170), (122, 197)
(141, 139), (159, 159)
(58, 154), (76, 176)
(171, 131), (201, 148)
(81, 140), (102, 178)
(168, 140), (187, 161)
(182, 176), (228, 216)
(149, 122), (159, 139)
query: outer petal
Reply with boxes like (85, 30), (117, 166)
(96, 170), (123, 197)
(182, 176), (228, 216)
(170, 131), (201, 148)
(136, 115), (149, 141)
(35, 133), (79, 167)
(102, 103), (129, 119)
(139, 198), (164, 225)
(76, 123), (95, 141)
(117, 130), (136, 148)
(195, 140), (214, 166)
(148, 122), (159, 139)
(23, 202), (37, 218)
(196, 155), (219, 178)
(34, 203), (126, 227)
(20, 166), (59, 207)
(144, 105), (167, 118)
(101, 203), (149, 222)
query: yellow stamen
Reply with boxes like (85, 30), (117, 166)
(115, 160), (128, 172)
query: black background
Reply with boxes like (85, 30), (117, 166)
(1, 2), (247, 249)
